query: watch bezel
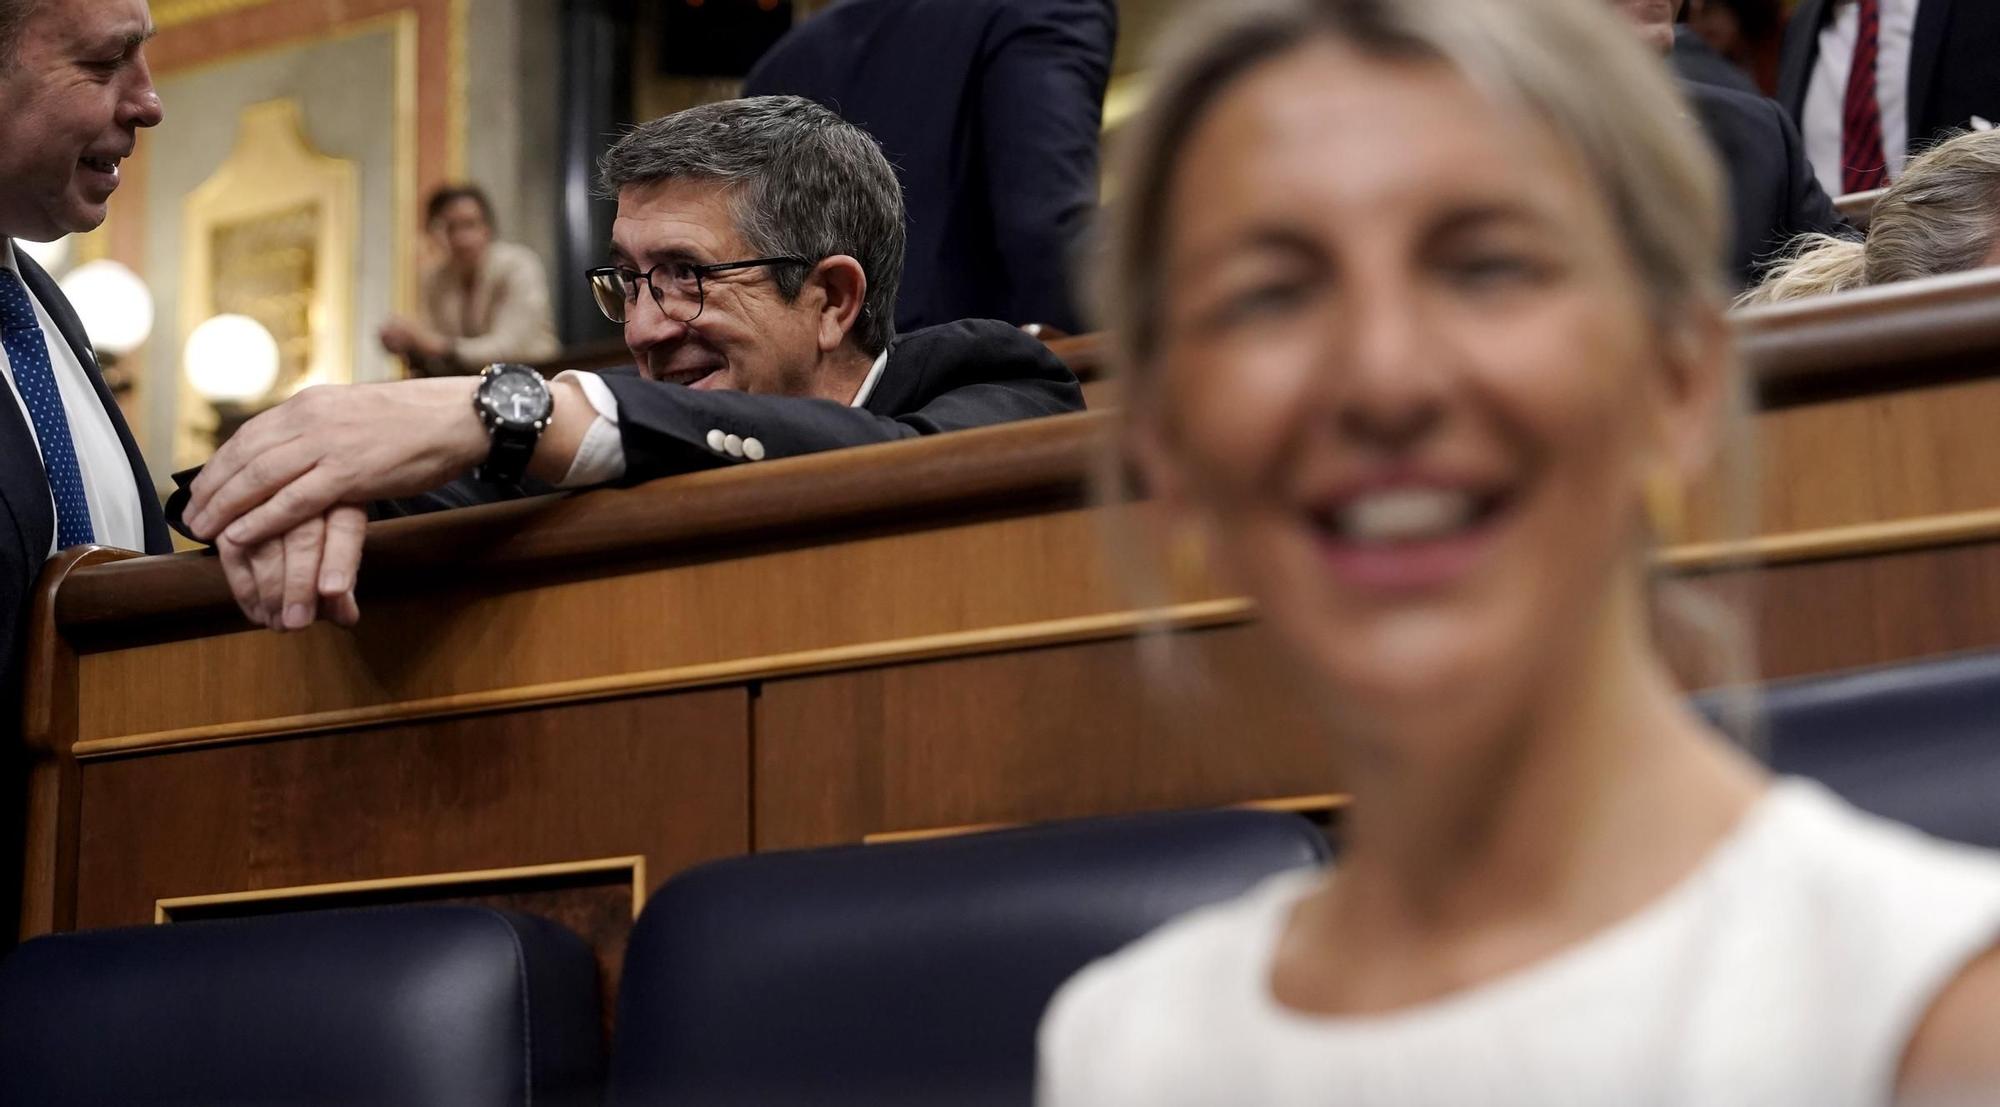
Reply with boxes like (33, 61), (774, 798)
(475, 363), (553, 432)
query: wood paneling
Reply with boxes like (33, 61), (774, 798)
(1711, 536), (2000, 680)
(755, 624), (1340, 850)
(72, 690), (747, 939)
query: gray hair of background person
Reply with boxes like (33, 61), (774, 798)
(1094, 0), (1729, 381)
(0, 0), (37, 63)
(1740, 129), (2000, 306)
(598, 95), (907, 356)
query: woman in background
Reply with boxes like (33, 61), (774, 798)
(1742, 128), (2000, 306)
(1038, 0), (2000, 1103)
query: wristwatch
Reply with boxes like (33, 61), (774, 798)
(472, 363), (553, 485)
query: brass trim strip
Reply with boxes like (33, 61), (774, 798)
(154, 855), (648, 924)
(861, 793), (1351, 846)
(75, 598), (1257, 759)
(1660, 507), (2000, 572)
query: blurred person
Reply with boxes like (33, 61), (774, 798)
(379, 184), (560, 376)
(1036, 0), (2000, 1103)
(0, 0), (171, 950)
(173, 97), (1083, 632)
(1622, 0), (1849, 287)
(1778, 0), (2000, 198)
(1741, 128), (2000, 305)
(744, 0), (1116, 335)
(1672, 0), (1765, 95)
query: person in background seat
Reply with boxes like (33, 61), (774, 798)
(1739, 128), (2000, 305)
(172, 96), (1083, 632)
(1037, 0), (2000, 1102)
(379, 184), (561, 376)
(1619, 0), (1850, 288)
(745, 0), (1116, 335)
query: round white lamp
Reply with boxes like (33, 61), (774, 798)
(17, 236), (72, 274)
(185, 314), (281, 404)
(57, 259), (153, 357)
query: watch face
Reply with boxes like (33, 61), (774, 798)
(481, 369), (551, 426)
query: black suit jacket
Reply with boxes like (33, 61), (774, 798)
(1, 255), (168, 725)
(1672, 26), (1762, 97)
(1688, 81), (1852, 287)
(366, 319), (1084, 517)
(1778, 0), (2000, 159)
(1, 258), (165, 954)
(743, 0), (1115, 335)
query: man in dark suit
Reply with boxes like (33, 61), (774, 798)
(1673, 24), (1762, 95)
(743, 0), (1116, 335)
(1778, 0), (2000, 197)
(1, 0), (170, 945)
(1618, 0), (1850, 286)
(177, 97), (1083, 631)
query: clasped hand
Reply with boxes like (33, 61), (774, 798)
(184, 378), (489, 630)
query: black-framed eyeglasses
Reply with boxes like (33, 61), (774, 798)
(585, 256), (813, 324)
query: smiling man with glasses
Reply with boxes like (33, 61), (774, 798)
(174, 95), (1085, 631)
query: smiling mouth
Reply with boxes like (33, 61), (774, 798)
(1310, 487), (1512, 547)
(655, 365), (722, 388)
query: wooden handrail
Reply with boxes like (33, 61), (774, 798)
(55, 412), (1115, 633)
(57, 269), (2000, 631)
(1738, 267), (2000, 407)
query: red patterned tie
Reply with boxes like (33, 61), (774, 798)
(1840, 0), (1890, 192)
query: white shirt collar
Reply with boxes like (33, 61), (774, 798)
(851, 348), (889, 408)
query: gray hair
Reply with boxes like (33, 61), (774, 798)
(599, 95), (906, 355)
(1741, 129), (2000, 306)
(0, 0), (39, 65)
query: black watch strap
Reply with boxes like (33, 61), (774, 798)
(475, 427), (539, 485)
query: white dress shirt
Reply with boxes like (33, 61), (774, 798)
(0, 241), (148, 554)
(1801, 0), (1920, 196)
(554, 348), (892, 488)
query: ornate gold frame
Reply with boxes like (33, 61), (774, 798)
(175, 99), (360, 461)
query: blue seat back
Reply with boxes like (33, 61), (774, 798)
(609, 808), (1330, 1107)
(0, 905), (604, 1106)
(1705, 649), (2000, 849)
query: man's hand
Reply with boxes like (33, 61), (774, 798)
(184, 379), (490, 547)
(379, 315), (449, 362)
(217, 505), (368, 630)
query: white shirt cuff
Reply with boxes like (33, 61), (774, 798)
(553, 370), (627, 488)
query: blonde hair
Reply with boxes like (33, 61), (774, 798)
(1742, 129), (2000, 306)
(1096, 0), (1730, 394)
(1093, 0), (1762, 708)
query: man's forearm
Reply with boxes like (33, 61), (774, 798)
(524, 376), (596, 485)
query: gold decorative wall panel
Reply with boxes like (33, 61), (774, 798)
(176, 100), (358, 464)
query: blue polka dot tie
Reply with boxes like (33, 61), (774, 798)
(1, 269), (96, 548)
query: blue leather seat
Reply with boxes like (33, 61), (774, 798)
(1738, 649), (2000, 850)
(608, 808), (1330, 1107)
(0, 905), (604, 1106)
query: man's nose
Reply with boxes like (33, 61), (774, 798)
(625, 292), (692, 361)
(121, 59), (165, 129)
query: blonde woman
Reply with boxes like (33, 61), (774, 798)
(1742, 129), (2000, 305)
(1037, 0), (2000, 1103)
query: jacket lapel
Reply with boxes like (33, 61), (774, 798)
(1907, 0), (1954, 150)
(0, 359), (54, 576)
(1777, 0), (1832, 117)
(15, 254), (171, 555)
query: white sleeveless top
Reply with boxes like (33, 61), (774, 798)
(1038, 779), (2000, 1107)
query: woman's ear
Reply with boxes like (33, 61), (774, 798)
(809, 255), (869, 353)
(1651, 299), (1733, 485)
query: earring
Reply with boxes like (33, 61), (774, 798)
(1644, 467), (1686, 543)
